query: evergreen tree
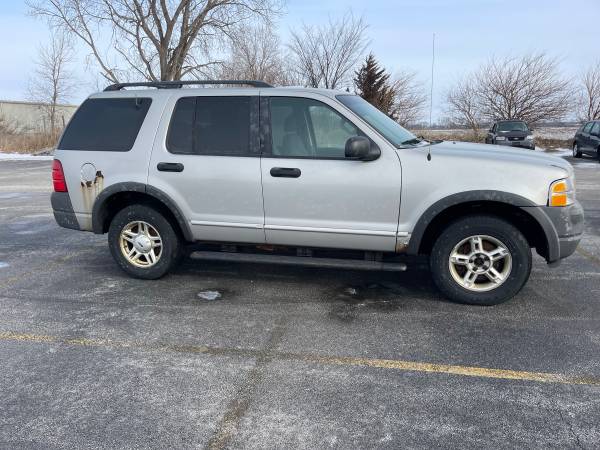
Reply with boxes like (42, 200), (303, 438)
(354, 53), (396, 116)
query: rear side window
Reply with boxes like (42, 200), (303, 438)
(591, 122), (600, 135)
(59, 98), (152, 151)
(167, 96), (254, 156)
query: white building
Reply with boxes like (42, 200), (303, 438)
(0, 100), (78, 133)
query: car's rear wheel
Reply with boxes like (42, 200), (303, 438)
(108, 204), (181, 279)
(573, 143), (582, 158)
(430, 215), (532, 305)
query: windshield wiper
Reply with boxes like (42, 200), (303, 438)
(400, 137), (425, 146)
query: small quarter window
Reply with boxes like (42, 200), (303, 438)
(59, 98), (152, 151)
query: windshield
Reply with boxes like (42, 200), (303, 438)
(336, 95), (417, 147)
(497, 121), (529, 132)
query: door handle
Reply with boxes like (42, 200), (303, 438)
(270, 167), (301, 178)
(157, 162), (184, 172)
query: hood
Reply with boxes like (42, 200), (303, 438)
(430, 141), (572, 176)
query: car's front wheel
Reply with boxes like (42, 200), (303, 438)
(573, 143), (582, 158)
(108, 204), (181, 279)
(430, 215), (532, 305)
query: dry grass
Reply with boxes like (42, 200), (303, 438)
(416, 129), (573, 150)
(0, 132), (59, 153)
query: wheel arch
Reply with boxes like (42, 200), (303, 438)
(407, 190), (560, 262)
(91, 182), (194, 242)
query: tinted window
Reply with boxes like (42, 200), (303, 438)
(270, 97), (360, 158)
(59, 98), (151, 151)
(497, 121), (528, 132)
(167, 96), (252, 156)
(583, 122), (593, 133)
(591, 122), (600, 136)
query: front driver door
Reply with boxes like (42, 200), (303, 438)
(260, 95), (402, 252)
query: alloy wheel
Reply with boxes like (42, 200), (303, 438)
(448, 235), (512, 292)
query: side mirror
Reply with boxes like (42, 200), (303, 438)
(345, 136), (380, 161)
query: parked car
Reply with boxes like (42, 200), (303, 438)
(485, 120), (535, 150)
(51, 80), (583, 305)
(573, 120), (600, 161)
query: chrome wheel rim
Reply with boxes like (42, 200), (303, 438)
(573, 144), (578, 156)
(448, 235), (512, 292)
(119, 221), (162, 268)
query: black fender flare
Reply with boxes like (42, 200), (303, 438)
(91, 182), (194, 242)
(406, 190), (560, 262)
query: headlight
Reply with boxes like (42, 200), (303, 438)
(496, 136), (506, 141)
(548, 178), (575, 207)
(526, 135), (534, 140)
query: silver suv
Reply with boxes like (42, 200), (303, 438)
(51, 80), (584, 305)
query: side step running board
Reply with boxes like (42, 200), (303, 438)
(190, 251), (407, 272)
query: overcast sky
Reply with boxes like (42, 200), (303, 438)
(0, 0), (598, 121)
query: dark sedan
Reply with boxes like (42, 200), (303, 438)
(485, 120), (535, 150)
(573, 120), (600, 161)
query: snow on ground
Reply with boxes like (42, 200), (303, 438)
(0, 153), (53, 161)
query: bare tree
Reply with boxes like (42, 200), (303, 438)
(445, 53), (571, 128)
(390, 70), (428, 127)
(445, 75), (483, 138)
(475, 53), (572, 124)
(288, 13), (368, 89)
(219, 23), (289, 85)
(28, 32), (75, 135)
(577, 62), (600, 121)
(27, 0), (282, 83)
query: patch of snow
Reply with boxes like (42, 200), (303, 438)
(0, 153), (53, 161)
(0, 262), (8, 269)
(197, 290), (222, 301)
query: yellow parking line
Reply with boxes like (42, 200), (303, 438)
(1, 330), (599, 387)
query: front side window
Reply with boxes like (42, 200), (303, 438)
(583, 122), (593, 133)
(269, 97), (361, 158)
(167, 96), (252, 156)
(59, 97), (152, 151)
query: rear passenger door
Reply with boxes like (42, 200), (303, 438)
(148, 93), (265, 244)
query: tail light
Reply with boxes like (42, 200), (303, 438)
(52, 159), (68, 192)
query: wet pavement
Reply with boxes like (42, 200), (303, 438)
(0, 155), (599, 448)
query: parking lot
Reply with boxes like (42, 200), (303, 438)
(0, 155), (599, 448)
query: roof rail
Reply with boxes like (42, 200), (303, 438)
(104, 80), (273, 91)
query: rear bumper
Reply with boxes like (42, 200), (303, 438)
(51, 192), (80, 231)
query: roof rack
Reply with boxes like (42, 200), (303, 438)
(104, 80), (273, 91)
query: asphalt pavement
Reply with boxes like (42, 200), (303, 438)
(0, 154), (599, 449)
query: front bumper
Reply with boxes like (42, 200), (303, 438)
(495, 140), (535, 150)
(542, 201), (585, 260)
(523, 201), (584, 264)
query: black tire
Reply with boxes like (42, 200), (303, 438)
(429, 215), (532, 306)
(573, 143), (582, 158)
(108, 204), (181, 279)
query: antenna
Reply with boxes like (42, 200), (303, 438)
(427, 33), (436, 161)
